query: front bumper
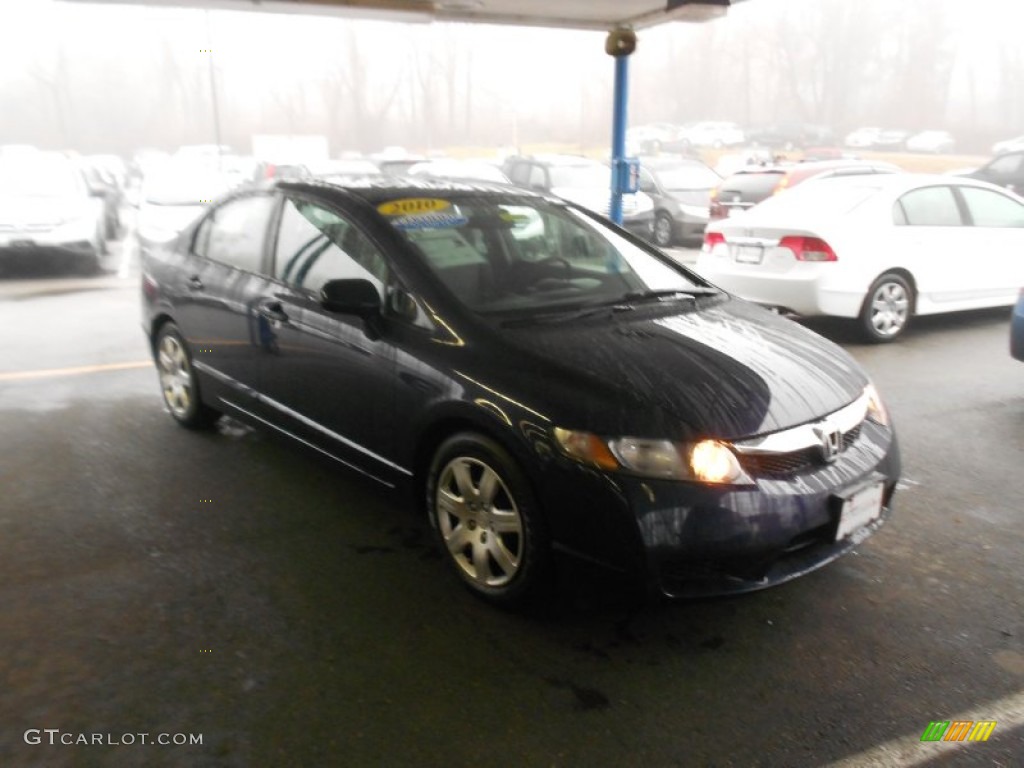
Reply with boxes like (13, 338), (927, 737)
(536, 418), (900, 598)
(673, 213), (709, 242)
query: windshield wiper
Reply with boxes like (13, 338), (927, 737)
(497, 288), (718, 328)
(618, 287), (720, 304)
(497, 303), (625, 328)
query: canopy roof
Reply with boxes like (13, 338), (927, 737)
(60, 0), (744, 30)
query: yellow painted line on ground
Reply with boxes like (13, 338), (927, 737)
(0, 360), (153, 382)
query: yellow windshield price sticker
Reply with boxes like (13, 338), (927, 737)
(378, 198), (451, 216)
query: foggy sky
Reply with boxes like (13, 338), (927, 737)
(0, 0), (1021, 157)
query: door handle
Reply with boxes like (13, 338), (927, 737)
(257, 299), (289, 323)
(187, 275), (204, 290)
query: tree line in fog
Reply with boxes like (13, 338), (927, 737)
(1, 0), (1020, 157)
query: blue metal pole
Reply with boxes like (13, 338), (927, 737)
(609, 53), (629, 226)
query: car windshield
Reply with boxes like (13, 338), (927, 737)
(0, 157), (81, 198)
(410, 162), (508, 183)
(378, 194), (708, 316)
(548, 164), (610, 188)
(654, 165), (720, 190)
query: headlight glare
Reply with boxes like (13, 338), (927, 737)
(689, 440), (743, 484)
(865, 383), (889, 426)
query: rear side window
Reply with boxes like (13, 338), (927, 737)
(984, 153), (1024, 177)
(894, 187), (962, 227)
(194, 194), (275, 273)
(958, 186), (1024, 228)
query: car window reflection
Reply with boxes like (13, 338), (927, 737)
(274, 197), (388, 295)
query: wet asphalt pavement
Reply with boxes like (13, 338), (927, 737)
(0, 246), (1022, 767)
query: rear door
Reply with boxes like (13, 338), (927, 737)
(174, 192), (277, 406)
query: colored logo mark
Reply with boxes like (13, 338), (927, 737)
(920, 720), (997, 742)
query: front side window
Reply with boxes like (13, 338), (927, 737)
(894, 186), (962, 227)
(376, 194), (706, 316)
(197, 194), (275, 272)
(274, 197), (388, 295)
(958, 186), (1024, 228)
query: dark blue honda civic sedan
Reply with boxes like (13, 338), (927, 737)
(141, 176), (900, 604)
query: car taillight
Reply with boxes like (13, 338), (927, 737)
(703, 231), (726, 250)
(778, 235), (837, 262)
(264, 163), (277, 179)
(773, 174), (792, 194)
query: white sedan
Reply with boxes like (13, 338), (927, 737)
(696, 174), (1024, 341)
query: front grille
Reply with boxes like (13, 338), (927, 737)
(740, 448), (817, 477)
(738, 423), (863, 478)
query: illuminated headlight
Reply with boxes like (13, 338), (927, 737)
(864, 383), (890, 427)
(553, 428), (751, 485)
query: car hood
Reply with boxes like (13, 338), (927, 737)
(494, 296), (867, 440)
(0, 195), (91, 226)
(551, 186), (651, 216)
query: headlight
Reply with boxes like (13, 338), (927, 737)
(554, 428), (751, 485)
(864, 383), (890, 427)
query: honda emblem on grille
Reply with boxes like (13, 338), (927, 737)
(814, 426), (842, 463)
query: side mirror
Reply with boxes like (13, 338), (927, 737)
(320, 278), (381, 317)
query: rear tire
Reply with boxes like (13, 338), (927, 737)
(858, 272), (914, 342)
(653, 213), (674, 247)
(426, 433), (549, 606)
(154, 323), (219, 429)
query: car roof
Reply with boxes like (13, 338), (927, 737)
(789, 172), (1014, 197)
(508, 153), (600, 167)
(276, 175), (540, 205)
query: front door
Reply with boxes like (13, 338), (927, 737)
(257, 194), (405, 486)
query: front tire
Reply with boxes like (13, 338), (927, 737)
(859, 272), (914, 342)
(426, 433), (549, 605)
(154, 323), (219, 428)
(653, 212), (674, 248)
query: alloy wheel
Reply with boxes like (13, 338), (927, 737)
(157, 333), (194, 419)
(869, 281), (910, 338)
(434, 456), (523, 589)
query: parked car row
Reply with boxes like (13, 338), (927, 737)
(843, 127), (956, 154)
(0, 147), (110, 273)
